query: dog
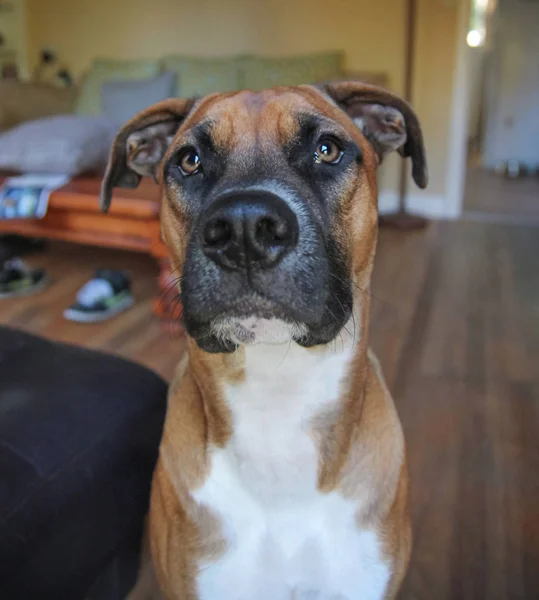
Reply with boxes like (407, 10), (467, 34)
(101, 81), (427, 600)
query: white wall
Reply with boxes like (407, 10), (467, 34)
(483, 0), (539, 169)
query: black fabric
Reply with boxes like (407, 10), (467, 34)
(68, 300), (109, 314)
(0, 327), (168, 600)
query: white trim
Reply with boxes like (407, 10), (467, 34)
(378, 190), (459, 219)
(444, 0), (472, 219)
(377, 191), (400, 215)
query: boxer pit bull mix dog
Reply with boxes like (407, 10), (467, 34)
(101, 82), (427, 600)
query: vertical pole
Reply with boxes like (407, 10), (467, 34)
(399, 0), (417, 214)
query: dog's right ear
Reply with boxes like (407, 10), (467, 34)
(100, 98), (195, 212)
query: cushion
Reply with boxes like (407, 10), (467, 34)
(101, 71), (176, 124)
(242, 51), (345, 90)
(0, 115), (119, 176)
(75, 58), (161, 115)
(162, 55), (242, 97)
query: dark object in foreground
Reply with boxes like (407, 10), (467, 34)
(0, 327), (167, 600)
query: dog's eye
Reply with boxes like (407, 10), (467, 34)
(177, 148), (202, 176)
(314, 138), (343, 165)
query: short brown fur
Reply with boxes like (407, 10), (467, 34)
(103, 84), (426, 600)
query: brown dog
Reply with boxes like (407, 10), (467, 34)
(101, 82), (427, 600)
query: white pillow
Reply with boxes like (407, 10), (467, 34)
(0, 115), (119, 176)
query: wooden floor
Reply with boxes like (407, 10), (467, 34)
(464, 166), (539, 219)
(371, 221), (539, 600)
(0, 242), (184, 380)
(1, 219), (538, 599)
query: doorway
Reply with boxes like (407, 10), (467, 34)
(462, 0), (539, 222)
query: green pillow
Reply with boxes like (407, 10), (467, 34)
(242, 52), (345, 91)
(163, 55), (243, 97)
(75, 58), (161, 115)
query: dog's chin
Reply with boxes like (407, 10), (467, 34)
(213, 316), (308, 347)
(183, 316), (305, 354)
(182, 289), (352, 354)
(186, 313), (350, 354)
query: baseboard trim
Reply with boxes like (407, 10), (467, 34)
(378, 191), (459, 220)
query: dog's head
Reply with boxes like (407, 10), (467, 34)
(101, 83), (427, 353)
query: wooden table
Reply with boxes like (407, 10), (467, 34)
(0, 176), (180, 320)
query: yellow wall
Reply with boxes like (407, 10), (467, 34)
(26, 0), (406, 86)
(26, 0), (459, 200)
(414, 0), (459, 197)
(0, 0), (28, 76)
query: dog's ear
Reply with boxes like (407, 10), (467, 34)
(321, 81), (428, 189)
(100, 98), (195, 212)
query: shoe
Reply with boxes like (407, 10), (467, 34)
(63, 269), (134, 323)
(0, 258), (48, 298)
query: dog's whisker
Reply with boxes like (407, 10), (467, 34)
(277, 338), (293, 368)
(330, 272), (390, 308)
(330, 293), (357, 345)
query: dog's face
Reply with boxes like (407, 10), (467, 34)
(102, 83), (427, 353)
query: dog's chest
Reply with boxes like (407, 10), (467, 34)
(193, 343), (390, 600)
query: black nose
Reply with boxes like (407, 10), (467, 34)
(201, 190), (299, 271)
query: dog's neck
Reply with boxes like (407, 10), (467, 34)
(226, 313), (359, 408)
(183, 292), (371, 437)
(160, 295), (374, 505)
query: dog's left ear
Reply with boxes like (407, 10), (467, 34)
(321, 81), (428, 189)
(100, 98), (195, 212)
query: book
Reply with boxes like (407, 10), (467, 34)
(0, 174), (70, 220)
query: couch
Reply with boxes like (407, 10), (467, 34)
(1, 51), (387, 130)
(0, 80), (77, 132)
(0, 326), (168, 599)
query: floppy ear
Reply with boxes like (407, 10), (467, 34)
(321, 81), (428, 189)
(100, 98), (195, 212)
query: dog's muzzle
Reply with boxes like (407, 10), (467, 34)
(180, 188), (351, 353)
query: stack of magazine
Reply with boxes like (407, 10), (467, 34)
(0, 174), (70, 220)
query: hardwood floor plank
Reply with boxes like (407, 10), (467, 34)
(464, 167), (539, 218)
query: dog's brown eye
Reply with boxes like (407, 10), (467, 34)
(178, 148), (201, 176)
(314, 139), (343, 165)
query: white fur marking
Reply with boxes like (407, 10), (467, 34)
(193, 323), (391, 600)
(212, 316), (307, 345)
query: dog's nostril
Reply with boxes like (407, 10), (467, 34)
(256, 217), (287, 244)
(204, 219), (232, 247)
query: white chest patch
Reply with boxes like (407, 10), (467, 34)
(193, 336), (391, 600)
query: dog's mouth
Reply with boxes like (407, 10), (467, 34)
(197, 290), (308, 347)
(181, 285), (351, 354)
(212, 315), (308, 346)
